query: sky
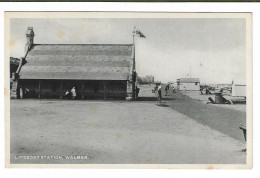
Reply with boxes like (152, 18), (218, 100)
(9, 18), (246, 84)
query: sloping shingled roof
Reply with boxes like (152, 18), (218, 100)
(20, 44), (133, 80)
(179, 78), (200, 83)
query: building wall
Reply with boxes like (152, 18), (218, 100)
(19, 79), (127, 99)
(179, 82), (200, 91)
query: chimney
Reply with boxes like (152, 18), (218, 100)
(25, 27), (35, 51)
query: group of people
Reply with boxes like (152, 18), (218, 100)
(64, 86), (142, 100)
(65, 87), (77, 100)
(200, 87), (212, 95)
(156, 83), (176, 103)
(65, 86), (141, 100)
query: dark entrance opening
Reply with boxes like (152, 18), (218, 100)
(19, 79), (127, 100)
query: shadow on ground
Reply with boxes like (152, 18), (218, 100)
(164, 91), (246, 142)
(137, 96), (174, 101)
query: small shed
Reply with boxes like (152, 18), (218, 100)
(177, 78), (200, 91)
(232, 79), (246, 97)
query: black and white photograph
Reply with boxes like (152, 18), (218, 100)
(5, 12), (252, 168)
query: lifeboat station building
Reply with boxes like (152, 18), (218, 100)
(15, 27), (136, 100)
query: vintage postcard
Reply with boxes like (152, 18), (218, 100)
(4, 12), (252, 168)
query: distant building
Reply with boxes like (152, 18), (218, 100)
(216, 84), (231, 88)
(15, 27), (136, 100)
(10, 57), (27, 97)
(137, 75), (154, 84)
(232, 79), (246, 97)
(10, 57), (20, 78)
(177, 78), (200, 91)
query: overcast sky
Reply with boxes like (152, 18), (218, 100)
(10, 18), (246, 84)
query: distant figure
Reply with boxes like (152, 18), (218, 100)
(152, 86), (157, 93)
(205, 87), (211, 95)
(172, 86), (176, 93)
(165, 84), (169, 96)
(135, 86), (140, 99)
(65, 90), (70, 99)
(183, 86), (186, 93)
(24, 88), (30, 98)
(200, 87), (204, 95)
(158, 84), (162, 102)
(71, 87), (76, 100)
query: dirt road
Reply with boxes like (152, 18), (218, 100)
(10, 96), (245, 164)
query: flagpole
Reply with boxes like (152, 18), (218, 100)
(131, 26), (145, 100)
(132, 27), (135, 71)
(132, 27), (136, 100)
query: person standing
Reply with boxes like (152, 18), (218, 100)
(135, 86), (140, 100)
(165, 84), (169, 96)
(71, 87), (76, 100)
(158, 84), (162, 102)
(183, 86), (186, 93)
(172, 86), (176, 93)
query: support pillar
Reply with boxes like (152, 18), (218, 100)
(132, 71), (136, 100)
(19, 87), (23, 99)
(60, 80), (63, 99)
(126, 80), (133, 101)
(104, 81), (107, 100)
(81, 81), (84, 100)
(38, 80), (41, 99)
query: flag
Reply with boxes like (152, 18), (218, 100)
(136, 30), (146, 38)
(133, 27), (146, 38)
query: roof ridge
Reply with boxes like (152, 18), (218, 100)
(33, 44), (133, 46)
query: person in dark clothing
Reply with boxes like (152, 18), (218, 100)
(158, 84), (162, 102)
(165, 84), (169, 96)
(152, 86), (157, 93)
(205, 87), (211, 95)
(135, 86), (140, 99)
(200, 87), (204, 95)
(172, 86), (176, 93)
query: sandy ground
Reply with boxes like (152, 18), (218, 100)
(182, 91), (246, 112)
(10, 90), (246, 164)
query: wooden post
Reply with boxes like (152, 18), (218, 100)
(60, 80), (63, 99)
(132, 71), (136, 100)
(126, 80), (133, 101)
(38, 80), (41, 99)
(104, 81), (107, 99)
(81, 81), (84, 99)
